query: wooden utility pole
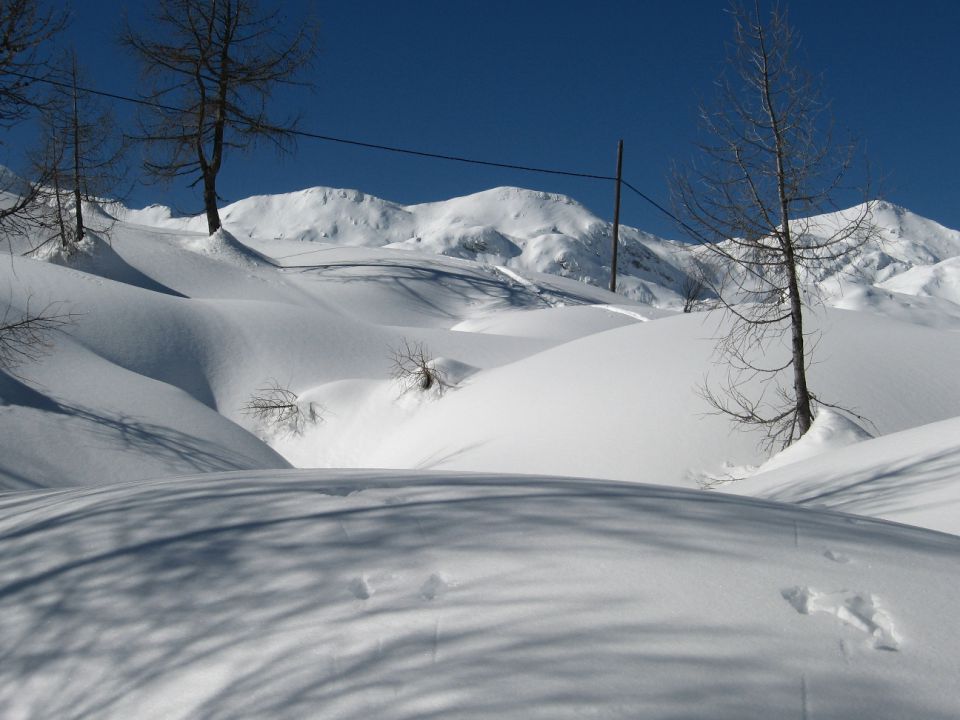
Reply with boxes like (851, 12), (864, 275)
(609, 139), (624, 293)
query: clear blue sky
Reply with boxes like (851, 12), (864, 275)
(27, 0), (960, 238)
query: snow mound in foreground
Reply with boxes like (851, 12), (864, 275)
(1, 470), (958, 719)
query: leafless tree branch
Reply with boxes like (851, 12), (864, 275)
(0, 300), (74, 372)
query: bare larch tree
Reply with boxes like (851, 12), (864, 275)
(672, 2), (876, 449)
(122, 0), (318, 235)
(0, 0), (64, 127)
(31, 51), (127, 254)
(0, 0), (65, 239)
(0, 1), (72, 366)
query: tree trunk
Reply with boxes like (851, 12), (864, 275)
(203, 170), (221, 235)
(51, 144), (69, 251)
(784, 246), (812, 435)
(759, 10), (813, 438)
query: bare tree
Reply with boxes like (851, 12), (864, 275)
(0, 0), (65, 127)
(0, 0), (66, 241)
(0, 2), (73, 372)
(30, 51), (128, 255)
(672, 2), (876, 449)
(122, 0), (319, 235)
(34, 134), (74, 252)
(680, 261), (714, 313)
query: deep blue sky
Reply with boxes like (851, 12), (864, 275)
(22, 0), (960, 238)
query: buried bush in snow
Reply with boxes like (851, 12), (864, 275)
(243, 379), (322, 435)
(390, 338), (448, 395)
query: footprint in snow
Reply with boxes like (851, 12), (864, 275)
(348, 576), (373, 600)
(781, 586), (900, 651)
(823, 549), (851, 564)
(420, 573), (451, 601)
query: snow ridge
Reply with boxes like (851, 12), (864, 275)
(203, 188), (960, 316)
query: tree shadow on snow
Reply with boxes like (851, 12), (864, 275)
(281, 259), (602, 322)
(51, 234), (188, 299)
(0, 473), (957, 719)
(763, 446), (960, 525)
(0, 382), (275, 490)
(0, 371), (63, 412)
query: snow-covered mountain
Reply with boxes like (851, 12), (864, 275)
(122, 186), (700, 307)
(3, 183), (960, 718)
(120, 186), (960, 322)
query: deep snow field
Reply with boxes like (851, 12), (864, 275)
(1, 185), (959, 718)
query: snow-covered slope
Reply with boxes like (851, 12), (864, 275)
(272, 307), (960, 490)
(4, 187), (960, 498)
(0, 212), (623, 490)
(3, 181), (960, 718)
(2, 470), (958, 720)
(728, 415), (960, 535)
(810, 201), (960, 286)
(878, 255), (960, 306)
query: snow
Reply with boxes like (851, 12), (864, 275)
(273, 306), (960, 487)
(1, 471), (959, 719)
(878, 255), (960, 306)
(2, 182), (960, 717)
(754, 408), (875, 475)
(121, 185), (695, 308)
(728, 416), (960, 535)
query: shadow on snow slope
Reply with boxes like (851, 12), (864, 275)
(0, 371), (283, 491)
(0, 471), (957, 720)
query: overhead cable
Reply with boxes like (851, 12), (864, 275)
(6, 69), (702, 237)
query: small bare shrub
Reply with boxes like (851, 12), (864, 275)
(680, 272), (707, 313)
(243, 379), (321, 434)
(390, 338), (447, 395)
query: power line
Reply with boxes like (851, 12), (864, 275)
(277, 127), (617, 181)
(621, 180), (708, 245)
(7, 69), (184, 113)
(7, 69), (702, 239)
(7, 69), (616, 181)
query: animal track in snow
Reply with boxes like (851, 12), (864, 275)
(823, 549), (851, 563)
(781, 586), (900, 651)
(348, 575), (373, 600)
(420, 573), (451, 600)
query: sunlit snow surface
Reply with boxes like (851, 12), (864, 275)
(2, 471), (959, 720)
(2, 187), (960, 717)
